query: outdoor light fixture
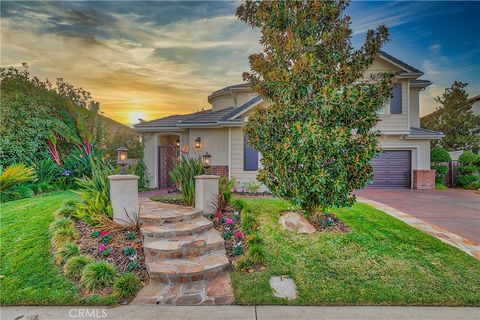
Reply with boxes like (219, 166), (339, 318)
(195, 137), (202, 149)
(175, 139), (180, 147)
(202, 152), (211, 169)
(116, 146), (129, 175)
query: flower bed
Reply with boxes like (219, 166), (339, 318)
(306, 212), (350, 233)
(74, 220), (148, 283)
(207, 209), (246, 262)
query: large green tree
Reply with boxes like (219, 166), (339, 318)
(421, 81), (480, 151)
(237, 0), (393, 213)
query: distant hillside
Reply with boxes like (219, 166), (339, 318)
(98, 114), (138, 141)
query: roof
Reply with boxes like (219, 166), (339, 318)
(208, 83), (251, 102)
(379, 51), (423, 75)
(469, 95), (480, 102)
(406, 127), (444, 139)
(410, 79), (432, 88)
(134, 96), (260, 131)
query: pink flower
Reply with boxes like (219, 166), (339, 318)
(100, 231), (109, 237)
(234, 231), (244, 239)
(225, 218), (234, 225)
(99, 243), (106, 252)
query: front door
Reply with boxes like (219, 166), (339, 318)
(158, 145), (178, 188)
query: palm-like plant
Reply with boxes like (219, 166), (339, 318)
(169, 155), (205, 206)
(0, 164), (36, 191)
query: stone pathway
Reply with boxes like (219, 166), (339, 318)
(358, 197), (480, 260)
(133, 198), (234, 305)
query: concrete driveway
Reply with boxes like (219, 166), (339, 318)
(355, 188), (480, 244)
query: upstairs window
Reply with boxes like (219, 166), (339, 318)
(244, 136), (258, 171)
(390, 83), (402, 114)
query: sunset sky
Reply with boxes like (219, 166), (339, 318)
(1, 1), (479, 125)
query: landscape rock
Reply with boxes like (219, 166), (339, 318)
(269, 276), (298, 300)
(279, 211), (316, 234)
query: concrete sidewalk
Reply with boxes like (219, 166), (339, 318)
(2, 305), (479, 320)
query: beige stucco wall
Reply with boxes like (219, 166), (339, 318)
(229, 127), (262, 189)
(472, 99), (480, 116)
(379, 135), (431, 170)
(409, 87), (420, 128)
(187, 128), (229, 166)
(142, 133), (157, 188)
(211, 95), (235, 112)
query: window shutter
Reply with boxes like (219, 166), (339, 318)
(390, 83), (402, 114)
(244, 135), (258, 171)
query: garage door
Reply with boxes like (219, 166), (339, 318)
(370, 150), (411, 188)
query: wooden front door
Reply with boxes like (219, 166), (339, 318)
(158, 145), (178, 188)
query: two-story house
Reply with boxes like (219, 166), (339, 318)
(134, 51), (444, 190)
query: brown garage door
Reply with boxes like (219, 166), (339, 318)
(370, 150), (411, 188)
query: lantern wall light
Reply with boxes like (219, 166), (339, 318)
(175, 139), (180, 147)
(194, 137), (202, 149)
(116, 146), (129, 175)
(202, 152), (211, 170)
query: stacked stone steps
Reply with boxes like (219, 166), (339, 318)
(144, 229), (225, 259)
(134, 199), (234, 305)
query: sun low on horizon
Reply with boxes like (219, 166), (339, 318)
(2, 1), (479, 125)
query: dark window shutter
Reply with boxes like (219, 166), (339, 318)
(244, 136), (258, 171)
(390, 83), (402, 114)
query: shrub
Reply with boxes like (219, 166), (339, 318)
(457, 175), (478, 187)
(0, 163), (36, 191)
(215, 177), (235, 212)
(51, 225), (79, 250)
(169, 155), (204, 206)
(244, 181), (259, 194)
(457, 165), (477, 175)
(32, 158), (60, 184)
(133, 156), (150, 190)
(64, 255), (94, 281)
(81, 261), (117, 292)
(0, 185), (34, 202)
(431, 148), (451, 163)
(74, 159), (113, 225)
(233, 199), (247, 212)
(54, 242), (80, 265)
(431, 165), (448, 175)
(458, 151), (479, 165)
(113, 272), (141, 299)
(466, 181), (480, 190)
(49, 217), (74, 234)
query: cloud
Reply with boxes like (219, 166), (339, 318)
(0, 1), (260, 125)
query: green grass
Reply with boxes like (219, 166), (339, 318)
(232, 198), (480, 306)
(0, 191), (82, 305)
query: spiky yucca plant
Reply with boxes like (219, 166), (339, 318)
(169, 155), (204, 206)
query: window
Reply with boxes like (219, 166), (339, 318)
(390, 83), (402, 114)
(376, 83), (402, 115)
(244, 136), (258, 171)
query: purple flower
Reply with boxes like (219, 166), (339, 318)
(225, 218), (234, 225)
(99, 243), (106, 252)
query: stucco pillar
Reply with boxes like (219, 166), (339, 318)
(194, 175), (220, 215)
(108, 174), (139, 225)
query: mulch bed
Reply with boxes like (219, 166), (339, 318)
(74, 220), (148, 284)
(307, 212), (351, 233)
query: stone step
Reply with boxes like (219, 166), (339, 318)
(146, 250), (229, 283)
(144, 229), (225, 259)
(141, 217), (213, 243)
(133, 272), (234, 305)
(140, 206), (202, 225)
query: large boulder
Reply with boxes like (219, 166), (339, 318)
(279, 211), (315, 234)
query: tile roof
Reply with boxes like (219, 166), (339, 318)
(133, 110), (210, 128)
(221, 96), (262, 121)
(179, 107), (236, 124)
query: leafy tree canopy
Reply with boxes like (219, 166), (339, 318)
(237, 0), (393, 213)
(421, 81), (480, 151)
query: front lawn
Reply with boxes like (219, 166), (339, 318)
(232, 198), (480, 306)
(0, 191), (82, 305)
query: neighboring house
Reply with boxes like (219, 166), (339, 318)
(470, 95), (480, 116)
(134, 51), (443, 190)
